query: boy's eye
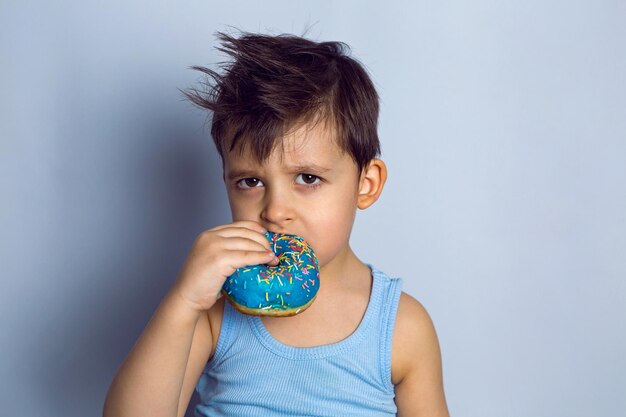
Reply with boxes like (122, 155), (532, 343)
(235, 174), (321, 189)
(296, 174), (321, 186)
(237, 178), (263, 189)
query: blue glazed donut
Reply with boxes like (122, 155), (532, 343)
(222, 231), (320, 317)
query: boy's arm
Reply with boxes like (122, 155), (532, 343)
(392, 293), (450, 417)
(176, 297), (225, 417)
(103, 221), (276, 417)
(103, 289), (212, 417)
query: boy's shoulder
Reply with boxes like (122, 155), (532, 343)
(391, 291), (442, 385)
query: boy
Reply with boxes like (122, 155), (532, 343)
(103, 31), (449, 417)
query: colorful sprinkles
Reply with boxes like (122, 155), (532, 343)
(222, 231), (320, 316)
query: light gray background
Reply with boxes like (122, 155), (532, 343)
(1, 1), (624, 416)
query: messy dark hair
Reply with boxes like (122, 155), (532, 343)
(182, 30), (381, 175)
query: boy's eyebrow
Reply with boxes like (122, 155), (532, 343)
(226, 163), (332, 180)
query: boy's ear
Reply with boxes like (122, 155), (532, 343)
(357, 159), (387, 210)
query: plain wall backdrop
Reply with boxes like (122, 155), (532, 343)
(1, 1), (625, 416)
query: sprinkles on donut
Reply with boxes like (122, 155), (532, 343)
(221, 231), (320, 317)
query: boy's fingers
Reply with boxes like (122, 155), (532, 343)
(210, 221), (267, 234)
(215, 228), (273, 252)
(223, 249), (277, 270)
(219, 236), (272, 253)
(266, 255), (280, 266)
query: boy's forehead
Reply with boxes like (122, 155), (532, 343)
(225, 121), (345, 171)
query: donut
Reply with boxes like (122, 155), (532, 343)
(221, 231), (320, 317)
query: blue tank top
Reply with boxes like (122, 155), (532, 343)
(194, 263), (403, 417)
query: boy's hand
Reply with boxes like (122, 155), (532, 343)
(171, 221), (279, 313)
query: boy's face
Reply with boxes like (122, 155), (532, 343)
(223, 121), (363, 271)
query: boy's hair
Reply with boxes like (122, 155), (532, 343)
(182, 31), (381, 175)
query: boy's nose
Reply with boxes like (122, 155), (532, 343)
(260, 187), (295, 227)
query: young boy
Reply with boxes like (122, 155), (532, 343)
(103, 31), (449, 417)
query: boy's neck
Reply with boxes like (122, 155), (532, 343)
(318, 244), (371, 290)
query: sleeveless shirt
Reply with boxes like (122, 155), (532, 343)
(194, 263), (403, 417)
